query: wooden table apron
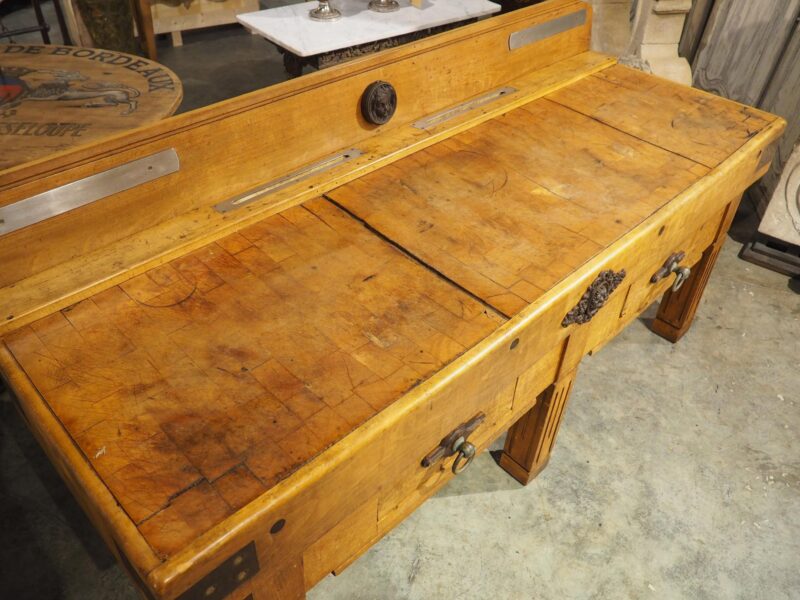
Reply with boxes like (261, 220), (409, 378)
(0, 2), (785, 599)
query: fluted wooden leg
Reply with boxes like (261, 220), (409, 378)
(499, 368), (577, 485)
(651, 243), (720, 342)
(652, 194), (743, 343)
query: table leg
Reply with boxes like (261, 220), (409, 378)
(52, 0), (72, 44)
(134, 0), (158, 61)
(499, 368), (578, 485)
(651, 194), (742, 343)
(31, 0), (52, 44)
(650, 245), (719, 342)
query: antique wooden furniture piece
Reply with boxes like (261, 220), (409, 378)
(0, 2), (784, 598)
(0, 0), (71, 45)
(0, 43), (181, 169)
(237, 0), (500, 77)
(150, 0), (260, 49)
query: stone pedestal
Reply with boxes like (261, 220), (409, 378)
(625, 0), (692, 84)
(759, 144), (800, 246)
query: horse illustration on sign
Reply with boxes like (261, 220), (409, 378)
(0, 66), (140, 117)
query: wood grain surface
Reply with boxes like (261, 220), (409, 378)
(0, 0), (592, 335)
(3, 198), (502, 557)
(0, 44), (182, 169)
(329, 72), (721, 316)
(0, 3), (786, 599)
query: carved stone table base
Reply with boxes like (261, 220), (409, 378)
(275, 20), (475, 78)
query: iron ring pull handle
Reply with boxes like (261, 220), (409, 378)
(422, 413), (484, 474)
(451, 437), (477, 474)
(651, 251), (691, 292)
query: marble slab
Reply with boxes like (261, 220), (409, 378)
(237, 0), (501, 57)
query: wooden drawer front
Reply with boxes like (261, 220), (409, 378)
(301, 343), (565, 590)
(193, 337), (570, 599)
(148, 130), (773, 599)
(583, 200), (730, 354)
(621, 203), (728, 325)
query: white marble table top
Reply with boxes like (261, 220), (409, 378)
(237, 0), (501, 57)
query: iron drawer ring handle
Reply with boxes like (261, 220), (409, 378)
(651, 251), (690, 292)
(672, 266), (691, 292)
(451, 437), (476, 474)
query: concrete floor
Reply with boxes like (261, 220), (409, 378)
(2, 1), (800, 599)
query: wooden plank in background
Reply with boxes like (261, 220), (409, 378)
(150, 0), (260, 36)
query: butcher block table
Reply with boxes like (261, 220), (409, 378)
(0, 2), (784, 599)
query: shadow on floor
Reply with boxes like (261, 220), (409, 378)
(156, 24), (291, 114)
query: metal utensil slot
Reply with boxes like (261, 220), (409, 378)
(508, 9), (587, 50)
(412, 86), (517, 130)
(214, 148), (363, 214)
(0, 148), (180, 236)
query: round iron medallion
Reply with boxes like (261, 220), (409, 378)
(361, 80), (397, 126)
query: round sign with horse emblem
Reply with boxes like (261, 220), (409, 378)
(0, 44), (182, 170)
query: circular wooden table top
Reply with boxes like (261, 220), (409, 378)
(0, 44), (182, 171)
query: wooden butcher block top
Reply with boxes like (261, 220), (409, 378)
(330, 65), (771, 317)
(3, 63), (776, 559)
(0, 2), (785, 597)
(3, 199), (503, 556)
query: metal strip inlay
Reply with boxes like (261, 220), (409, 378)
(508, 9), (587, 50)
(413, 86), (518, 130)
(214, 148), (363, 214)
(0, 148), (179, 236)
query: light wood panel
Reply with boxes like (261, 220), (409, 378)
(547, 64), (775, 168)
(150, 0), (260, 38)
(3, 198), (503, 558)
(0, 0), (592, 303)
(329, 94), (708, 316)
(0, 52), (617, 338)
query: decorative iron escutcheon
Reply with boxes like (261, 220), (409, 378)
(561, 269), (626, 327)
(651, 251), (691, 292)
(422, 412), (485, 474)
(361, 80), (397, 125)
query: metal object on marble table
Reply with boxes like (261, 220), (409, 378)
(309, 0), (342, 21)
(369, 0), (400, 12)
